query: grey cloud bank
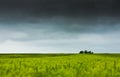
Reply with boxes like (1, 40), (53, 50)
(0, 23), (120, 53)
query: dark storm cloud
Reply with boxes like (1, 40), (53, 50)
(0, 16), (120, 36)
(0, 0), (120, 16)
(0, 0), (119, 27)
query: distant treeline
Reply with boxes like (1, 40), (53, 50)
(79, 50), (94, 54)
(0, 54), (74, 58)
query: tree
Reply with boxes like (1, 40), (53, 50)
(79, 50), (94, 54)
(84, 50), (88, 54)
(79, 50), (84, 54)
(88, 51), (92, 54)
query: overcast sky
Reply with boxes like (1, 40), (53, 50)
(0, 0), (120, 53)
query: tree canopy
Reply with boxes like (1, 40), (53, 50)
(79, 50), (94, 54)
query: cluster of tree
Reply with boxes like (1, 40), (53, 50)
(79, 50), (94, 54)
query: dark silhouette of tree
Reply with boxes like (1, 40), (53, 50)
(79, 50), (94, 54)
(79, 51), (84, 54)
(84, 50), (88, 54)
(88, 51), (91, 54)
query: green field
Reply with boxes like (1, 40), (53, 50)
(0, 54), (120, 77)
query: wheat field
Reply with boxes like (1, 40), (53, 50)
(0, 54), (120, 77)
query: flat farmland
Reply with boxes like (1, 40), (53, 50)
(0, 54), (120, 77)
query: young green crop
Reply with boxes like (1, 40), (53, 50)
(0, 54), (120, 77)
